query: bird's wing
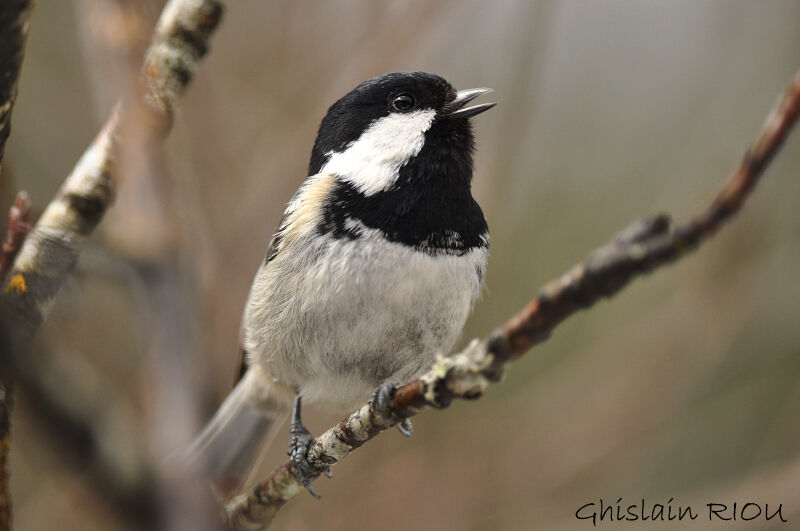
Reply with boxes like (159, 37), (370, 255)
(234, 173), (336, 384)
(264, 172), (337, 264)
(232, 213), (290, 384)
(264, 212), (289, 264)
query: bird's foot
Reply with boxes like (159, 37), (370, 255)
(288, 394), (329, 498)
(371, 381), (414, 437)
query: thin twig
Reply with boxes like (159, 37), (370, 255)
(225, 70), (800, 531)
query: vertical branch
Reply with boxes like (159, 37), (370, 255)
(0, 0), (34, 173)
(0, 2), (34, 529)
(82, 2), (218, 526)
(0, 383), (11, 531)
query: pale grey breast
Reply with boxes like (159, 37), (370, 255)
(242, 175), (487, 407)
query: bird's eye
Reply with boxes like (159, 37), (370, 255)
(391, 93), (415, 112)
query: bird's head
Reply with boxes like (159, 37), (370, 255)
(309, 72), (495, 195)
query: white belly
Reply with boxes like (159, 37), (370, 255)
(242, 226), (487, 408)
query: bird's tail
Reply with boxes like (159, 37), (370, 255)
(187, 365), (292, 498)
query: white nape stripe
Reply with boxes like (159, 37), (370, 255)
(320, 109), (436, 196)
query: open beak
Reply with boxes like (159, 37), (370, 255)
(440, 87), (496, 119)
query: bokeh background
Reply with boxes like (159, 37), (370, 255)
(4, 0), (800, 529)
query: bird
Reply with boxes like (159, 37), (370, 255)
(189, 71), (496, 498)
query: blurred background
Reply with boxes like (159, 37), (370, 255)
(4, 0), (800, 529)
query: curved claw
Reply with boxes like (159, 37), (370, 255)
(288, 394), (328, 498)
(396, 418), (414, 437)
(371, 381), (414, 437)
(290, 452), (321, 499)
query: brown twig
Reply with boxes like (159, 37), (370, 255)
(225, 70), (800, 530)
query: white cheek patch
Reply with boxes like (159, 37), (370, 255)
(320, 109), (436, 196)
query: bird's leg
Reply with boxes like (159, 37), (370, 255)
(288, 393), (329, 498)
(371, 381), (414, 437)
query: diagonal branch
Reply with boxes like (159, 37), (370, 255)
(0, 0), (225, 528)
(2, 0), (224, 345)
(225, 69), (800, 530)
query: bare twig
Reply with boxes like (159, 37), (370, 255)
(0, 0), (225, 528)
(225, 70), (800, 530)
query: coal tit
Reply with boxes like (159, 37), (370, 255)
(190, 72), (495, 497)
